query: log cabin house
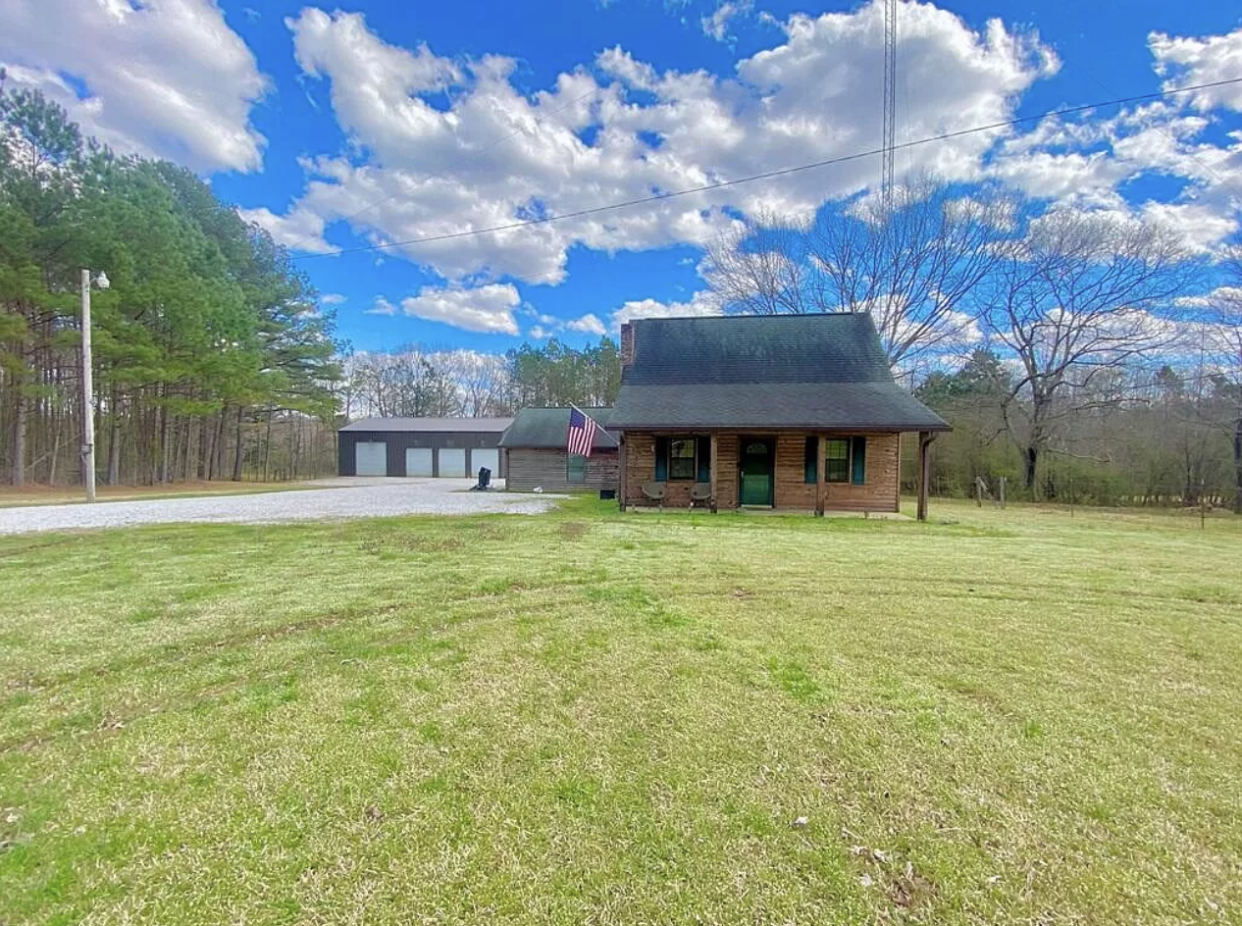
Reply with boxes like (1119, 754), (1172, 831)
(608, 314), (949, 519)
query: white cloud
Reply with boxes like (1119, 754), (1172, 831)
(265, 1), (1057, 285)
(992, 64), (1242, 252)
(611, 290), (721, 329)
(528, 325), (551, 340)
(0, 0), (269, 172)
(287, 8), (462, 161)
(1174, 286), (1242, 310)
(400, 283), (521, 334)
(1138, 201), (1238, 254)
(701, 1), (751, 42)
(365, 296), (397, 316)
(319, 293), (348, 306)
(565, 313), (608, 336)
(1150, 27), (1242, 112)
(237, 206), (335, 254)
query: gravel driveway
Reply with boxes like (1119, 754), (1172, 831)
(0, 478), (563, 535)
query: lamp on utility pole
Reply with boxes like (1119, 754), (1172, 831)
(80, 268), (109, 502)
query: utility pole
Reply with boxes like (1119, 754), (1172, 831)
(81, 269), (96, 502)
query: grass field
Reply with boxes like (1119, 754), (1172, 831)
(1, 499), (1239, 925)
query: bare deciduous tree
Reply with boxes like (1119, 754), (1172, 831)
(1207, 248), (1242, 512)
(347, 348), (461, 419)
(343, 347), (513, 420)
(704, 178), (1016, 367)
(436, 350), (512, 417)
(983, 209), (1202, 493)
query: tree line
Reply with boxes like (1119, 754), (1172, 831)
(341, 338), (622, 420)
(1, 88), (341, 487)
(914, 348), (1241, 510)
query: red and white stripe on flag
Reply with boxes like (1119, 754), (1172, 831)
(567, 407), (599, 457)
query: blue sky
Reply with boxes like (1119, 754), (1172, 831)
(3, 1), (1241, 354)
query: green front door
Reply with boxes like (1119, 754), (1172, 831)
(739, 438), (774, 506)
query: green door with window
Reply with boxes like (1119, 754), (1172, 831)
(739, 439), (774, 506)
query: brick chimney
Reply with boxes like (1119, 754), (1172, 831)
(620, 322), (635, 367)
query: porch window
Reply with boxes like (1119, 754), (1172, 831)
(825, 437), (867, 485)
(654, 436), (712, 482)
(567, 454), (587, 484)
(826, 439), (850, 483)
(669, 438), (697, 480)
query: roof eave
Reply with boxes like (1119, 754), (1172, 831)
(610, 421), (951, 432)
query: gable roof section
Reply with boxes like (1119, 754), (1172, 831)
(499, 407), (618, 450)
(340, 417), (514, 433)
(610, 314), (949, 431)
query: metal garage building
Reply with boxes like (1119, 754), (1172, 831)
(337, 417), (513, 479)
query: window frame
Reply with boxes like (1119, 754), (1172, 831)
(668, 437), (698, 481)
(825, 438), (851, 484)
(566, 453), (587, 484)
(822, 436), (867, 485)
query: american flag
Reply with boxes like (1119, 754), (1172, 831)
(567, 406), (600, 457)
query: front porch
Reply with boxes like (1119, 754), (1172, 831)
(618, 430), (935, 519)
(624, 505), (913, 520)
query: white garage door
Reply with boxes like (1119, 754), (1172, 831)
(354, 441), (387, 477)
(438, 448), (466, 477)
(471, 448), (499, 479)
(405, 447), (433, 477)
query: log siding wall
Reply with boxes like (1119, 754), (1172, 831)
(621, 430), (899, 512)
(505, 448), (619, 492)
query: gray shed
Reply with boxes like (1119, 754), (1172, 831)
(499, 407), (618, 492)
(338, 417), (513, 478)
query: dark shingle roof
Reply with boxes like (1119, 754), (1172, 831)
(340, 417), (514, 433)
(610, 314), (949, 431)
(498, 407), (618, 450)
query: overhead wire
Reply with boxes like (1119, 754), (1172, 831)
(289, 75), (1242, 263)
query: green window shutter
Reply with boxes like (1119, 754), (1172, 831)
(655, 437), (669, 482)
(851, 436), (867, 485)
(804, 436), (817, 484)
(697, 436), (711, 482)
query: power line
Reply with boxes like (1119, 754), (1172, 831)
(290, 75), (1242, 263)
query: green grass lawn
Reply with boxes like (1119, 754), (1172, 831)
(1, 500), (1239, 925)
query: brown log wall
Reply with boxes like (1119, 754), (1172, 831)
(622, 430), (899, 512)
(506, 448), (619, 492)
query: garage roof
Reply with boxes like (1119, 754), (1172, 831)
(499, 407), (618, 450)
(340, 417), (514, 433)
